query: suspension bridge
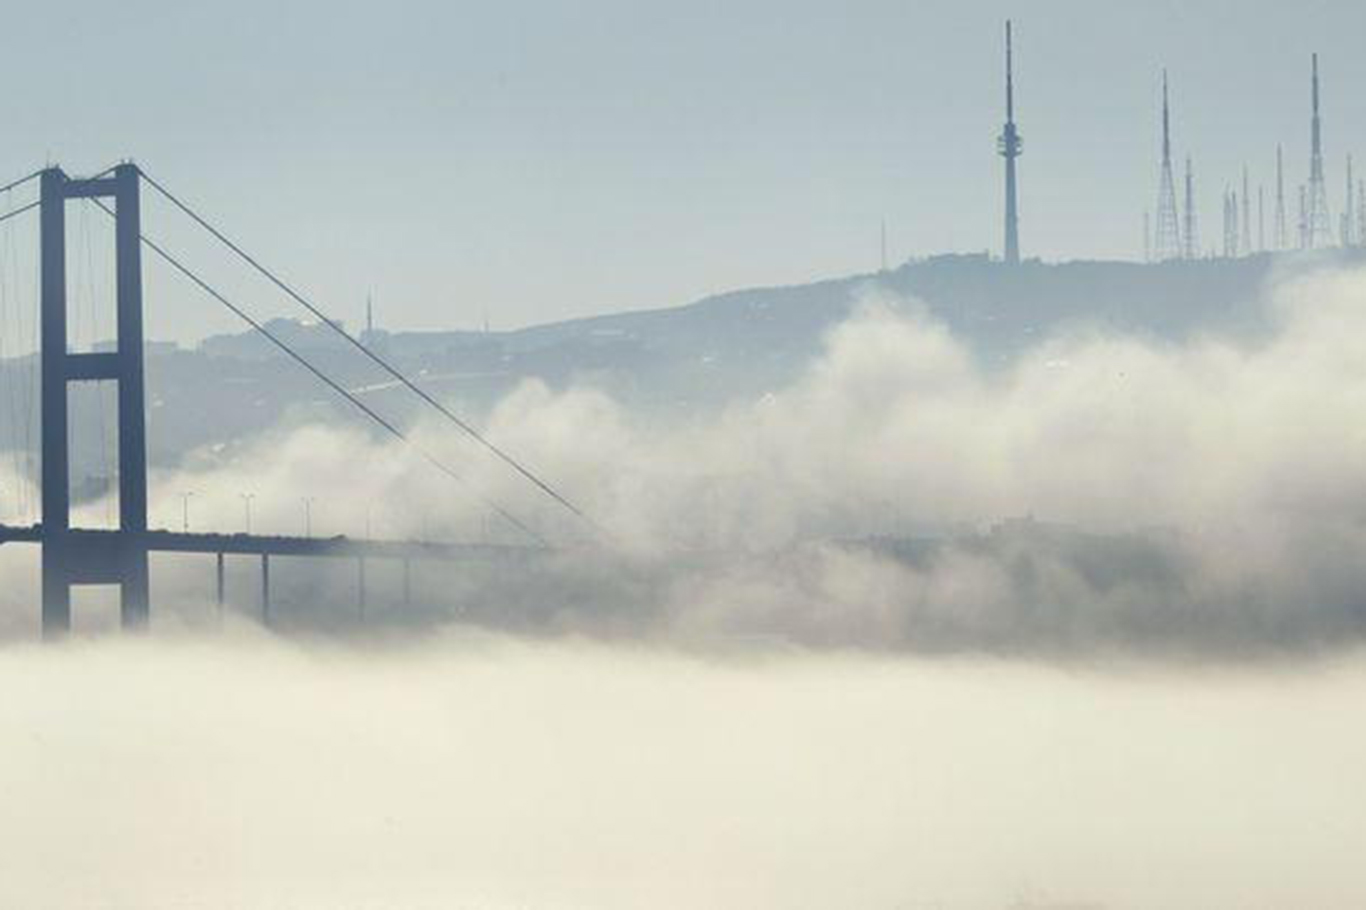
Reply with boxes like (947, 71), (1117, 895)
(0, 163), (592, 637)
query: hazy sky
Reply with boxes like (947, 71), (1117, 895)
(2, 0), (1365, 342)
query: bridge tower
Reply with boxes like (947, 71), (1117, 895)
(39, 164), (149, 636)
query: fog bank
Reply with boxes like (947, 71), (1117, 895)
(2, 636), (1364, 910)
(7, 265), (1366, 654)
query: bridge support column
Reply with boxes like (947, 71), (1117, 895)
(39, 169), (69, 636)
(215, 552), (225, 618)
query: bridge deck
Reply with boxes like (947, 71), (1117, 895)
(0, 524), (542, 562)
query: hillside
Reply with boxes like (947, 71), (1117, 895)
(1, 250), (1358, 493)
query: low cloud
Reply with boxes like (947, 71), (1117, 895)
(7, 265), (1366, 655)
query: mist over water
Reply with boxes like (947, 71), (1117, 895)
(6, 265), (1366, 907)
(4, 635), (1366, 910)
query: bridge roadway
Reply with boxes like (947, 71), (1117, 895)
(0, 523), (542, 562)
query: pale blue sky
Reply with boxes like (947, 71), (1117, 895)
(2, 0), (1364, 343)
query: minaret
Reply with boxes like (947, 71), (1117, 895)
(1154, 71), (1181, 260)
(997, 20), (1023, 265)
(1182, 156), (1198, 259)
(1307, 53), (1331, 247)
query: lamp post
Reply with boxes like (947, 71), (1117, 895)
(240, 492), (255, 534)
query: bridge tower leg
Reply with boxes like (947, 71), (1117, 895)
(39, 164), (150, 637)
(39, 170), (70, 636)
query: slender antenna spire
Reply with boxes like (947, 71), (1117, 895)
(1344, 154), (1355, 247)
(1275, 145), (1287, 250)
(1229, 184), (1240, 255)
(1258, 184), (1265, 252)
(1006, 19), (1014, 122)
(1241, 166), (1251, 256)
(365, 291), (374, 335)
(1162, 71), (1171, 164)
(1153, 70), (1181, 260)
(998, 19), (1023, 265)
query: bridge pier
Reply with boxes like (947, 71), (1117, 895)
(357, 557), (367, 621)
(261, 554), (271, 626)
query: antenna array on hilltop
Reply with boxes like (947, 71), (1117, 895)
(982, 27), (1361, 263)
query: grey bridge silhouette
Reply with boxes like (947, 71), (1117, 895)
(0, 164), (585, 637)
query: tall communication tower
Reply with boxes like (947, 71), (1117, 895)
(1154, 71), (1182, 260)
(998, 20), (1023, 265)
(1307, 54), (1332, 247)
(1182, 157), (1198, 259)
(1275, 145), (1287, 250)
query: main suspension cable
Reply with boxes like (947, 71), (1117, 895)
(85, 198), (547, 547)
(137, 167), (597, 532)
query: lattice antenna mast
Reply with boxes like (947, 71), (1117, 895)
(1307, 53), (1332, 247)
(1154, 71), (1182, 260)
(1299, 184), (1308, 248)
(1358, 181), (1366, 248)
(997, 19), (1023, 265)
(1182, 156), (1198, 259)
(1343, 155), (1355, 247)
